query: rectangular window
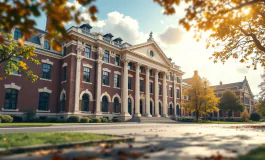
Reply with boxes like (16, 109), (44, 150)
(63, 46), (66, 56)
(83, 67), (91, 82)
(170, 72), (173, 81)
(128, 77), (132, 90)
(170, 87), (173, 97)
(176, 89), (180, 98)
(41, 63), (51, 79)
(38, 92), (50, 111)
(103, 71), (109, 85)
(149, 69), (153, 76)
(115, 54), (120, 66)
(11, 57), (21, 75)
(128, 62), (133, 70)
(140, 66), (145, 73)
(140, 80), (144, 92)
(62, 67), (66, 81)
(84, 44), (91, 58)
(44, 40), (50, 50)
(104, 50), (109, 63)
(176, 77), (180, 83)
(150, 82), (153, 93)
(158, 73), (161, 79)
(14, 28), (22, 40)
(4, 89), (18, 109)
(114, 74), (120, 88)
(159, 84), (162, 95)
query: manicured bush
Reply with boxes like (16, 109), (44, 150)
(80, 117), (90, 123)
(241, 110), (250, 121)
(250, 113), (261, 121)
(46, 117), (58, 123)
(101, 118), (108, 123)
(177, 118), (195, 122)
(112, 118), (122, 122)
(91, 118), (101, 123)
(0, 117), (2, 123)
(24, 110), (36, 122)
(12, 116), (23, 122)
(0, 115), (13, 123)
(67, 116), (80, 123)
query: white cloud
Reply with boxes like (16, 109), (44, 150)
(236, 65), (249, 74)
(66, 0), (81, 10)
(159, 26), (184, 45)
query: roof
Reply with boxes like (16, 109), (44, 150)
(113, 37), (123, 42)
(212, 82), (243, 90)
(103, 33), (114, 38)
(182, 78), (191, 83)
(79, 24), (92, 29)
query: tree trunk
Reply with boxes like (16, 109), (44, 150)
(196, 110), (199, 122)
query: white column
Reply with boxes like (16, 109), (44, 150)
(173, 74), (177, 116)
(145, 67), (151, 117)
(74, 55), (82, 112)
(95, 47), (104, 116)
(162, 72), (168, 117)
(180, 76), (183, 117)
(121, 59), (131, 120)
(154, 70), (160, 117)
(95, 60), (103, 115)
(134, 62), (141, 117)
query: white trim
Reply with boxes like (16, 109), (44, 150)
(11, 74), (22, 77)
(103, 68), (111, 72)
(2, 108), (19, 112)
(168, 101), (173, 107)
(38, 87), (52, 93)
(100, 92), (111, 102)
(4, 83), (21, 90)
(40, 78), (52, 82)
(62, 62), (67, 68)
(82, 81), (92, 85)
(36, 109), (51, 113)
(80, 89), (94, 101)
(83, 63), (93, 68)
(140, 77), (144, 80)
(41, 58), (54, 65)
(61, 80), (67, 84)
(128, 94), (134, 115)
(114, 71), (121, 75)
(128, 74), (133, 77)
(60, 89), (66, 100)
(112, 93), (122, 103)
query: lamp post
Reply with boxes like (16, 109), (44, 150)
(204, 81), (207, 121)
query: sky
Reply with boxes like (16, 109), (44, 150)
(35, 0), (263, 97)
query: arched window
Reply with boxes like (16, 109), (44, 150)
(128, 98), (132, 115)
(159, 102), (162, 115)
(140, 100), (143, 115)
(61, 94), (66, 112)
(176, 104), (180, 116)
(113, 97), (119, 113)
(4, 89), (18, 109)
(150, 101), (153, 115)
(81, 94), (89, 111)
(38, 92), (50, 111)
(102, 96), (108, 112)
(169, 104), (173, 115)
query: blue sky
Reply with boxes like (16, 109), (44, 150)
(35, 0), (262, 96)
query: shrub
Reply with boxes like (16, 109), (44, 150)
(46, 117), (58, 123)
(67, 116), (80, 123)
(0, 115), (13, 123)
(177, 118), (195, 122)
(112, 118), (122, 122)
(101, 118), (108, 123)
(91, 118), (101, 123)
(23, 110), (36, 122)
(0, 117), (2, 123)
(250, 113), (261, 121)
(241, 110), (250, 121)
(80, 117), (90, 123)
(12, 116), (23, 122)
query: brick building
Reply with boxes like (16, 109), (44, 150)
(0, 24), (185, 121)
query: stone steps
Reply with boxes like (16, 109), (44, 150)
(127, 116), (176, 123)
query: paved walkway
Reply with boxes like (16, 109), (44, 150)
(1, 123), (265, 160)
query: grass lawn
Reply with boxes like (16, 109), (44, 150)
(239, 145), (265, 160)
(0, 132), (115, 149)
(0, 123), (57, 127)
(197, 120), (259, 124)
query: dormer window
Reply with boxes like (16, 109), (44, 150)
(44, 40), (50, 50)
(79, 24), (92, 32)
(14, 28), (22, 40)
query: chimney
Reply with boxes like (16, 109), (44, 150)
(45, 15), (51, 31)
(220, 81), (222, 85)
(194, 70), (198, 76)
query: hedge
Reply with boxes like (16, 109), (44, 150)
(101, 118), (108, 123)
(91, 118), (101, 123)
(80, 117), (90, 123)
(112, 118), (122, 122)
(67, 116), (80, 123)
(250, 113), (261, 121)
(0, 115), (14, 123)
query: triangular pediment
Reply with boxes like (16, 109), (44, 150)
(126, 41), (172, 66)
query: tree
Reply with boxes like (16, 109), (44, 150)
(255, 99), (265, 117)
(154, 0), (265, 69)
(219, 89), (244, 119)
(182, 74), (219, 122)
(0, 0), (98, 50)
(241, 109), (250, 121)
(0, 33), (39, 82)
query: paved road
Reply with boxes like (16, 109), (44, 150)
(1, 123), (265, 159)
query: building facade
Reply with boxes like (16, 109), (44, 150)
(0, 24), (185, 120)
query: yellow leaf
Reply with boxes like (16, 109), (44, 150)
(18, 38), (24, 46)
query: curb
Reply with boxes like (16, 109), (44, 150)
(0, 135), (134, 156)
